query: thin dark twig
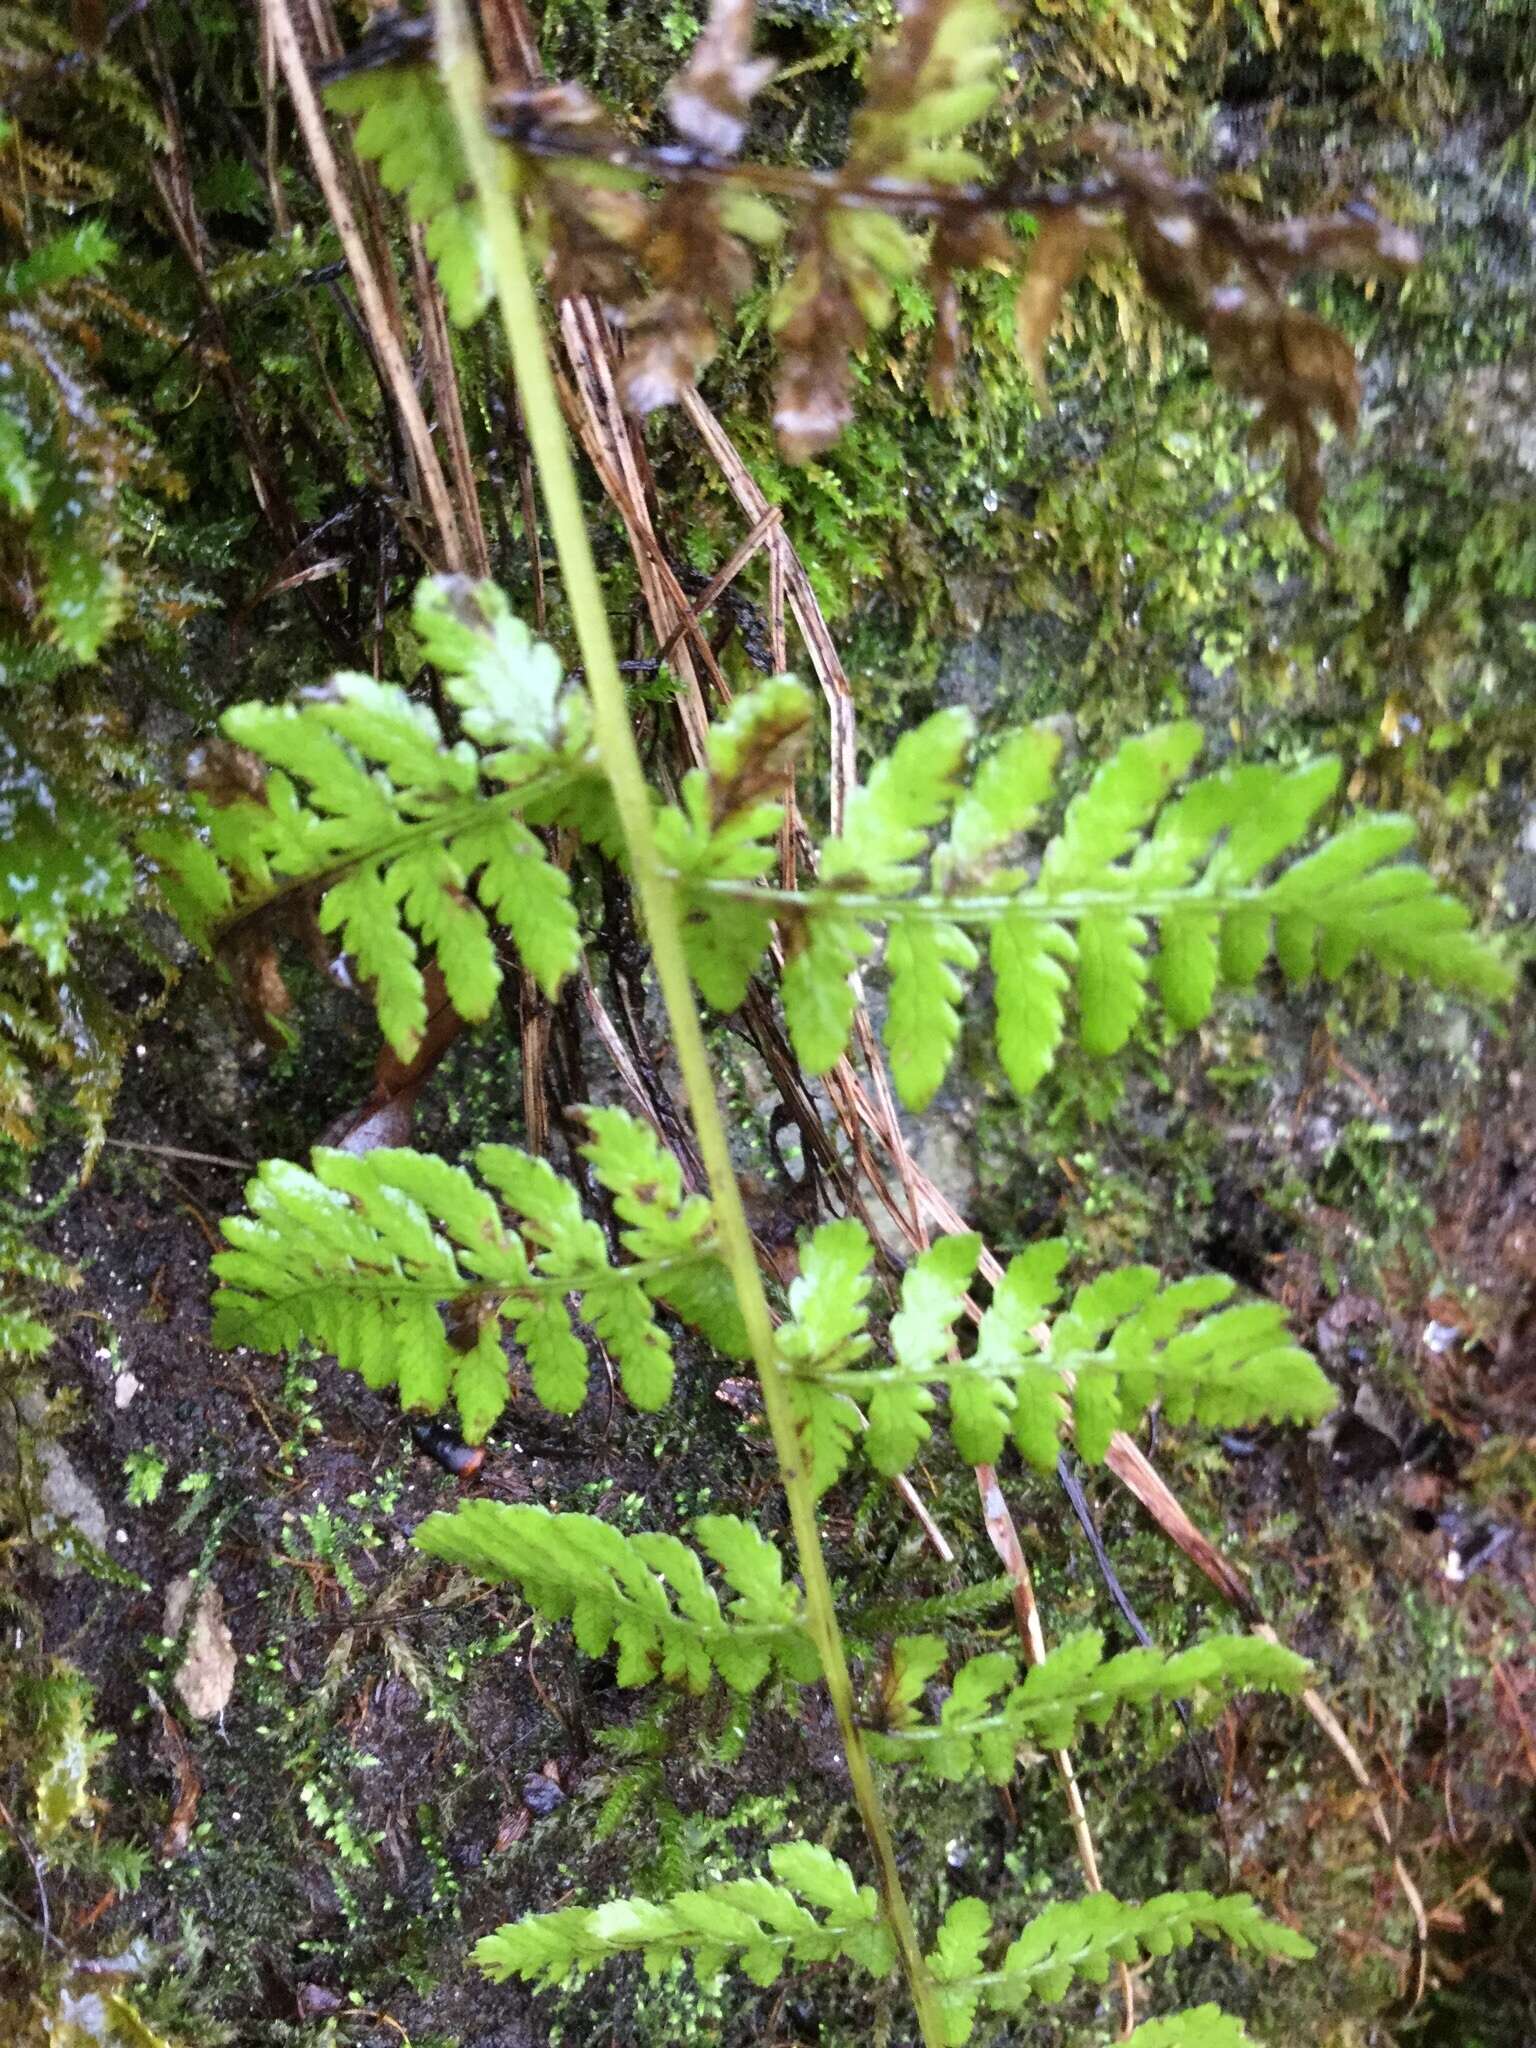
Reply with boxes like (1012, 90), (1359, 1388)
(102, 1138), (255, 1172)
(0, 1794), (60, 1954)
(1055, 1451), (1223, 1828)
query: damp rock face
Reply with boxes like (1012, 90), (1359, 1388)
(0, 1388), (110, 1578)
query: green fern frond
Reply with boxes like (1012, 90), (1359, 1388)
(925, 1890), (1310, 2042)
(778, 1224), (1332, 1488)
(475, 1840), (892, 1990)
(210, 1108), (737, 1438)
(1121, 2009), (1259, 2047)
(655, 677), (812, 1012)
(845, 1574), (1013, 1642)
(0, 1307), (54, 1359)
(0, 763), (134, 976)
(414, 1500), (819, 1693)
(474, 1854), (1304, 2031)
(579, 1106), (751, 1359)
(869, 1628), (1309, 1781)
(964, 1253), (1335, 1471)
(326, 52), (513, 326)
(660, 683), (1512, 1111)
(145, 576), (601, 1058)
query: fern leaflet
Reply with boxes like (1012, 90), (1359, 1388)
(869, 1628), (1309, 1781)
(659, 681), (1511, 1110)
(476, 1841), (891, 1989)
(210, 1107), (737, 1439)
(777, 1224), (1332, 1489)
(325, 35), (512, 326)
(925, 1889), (1311, 2042)
(145, 577), (604, 1058)
(414, 1500), (818, 1693)
(1121, 2010), (1259, 2048)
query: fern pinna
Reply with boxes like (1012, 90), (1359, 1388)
(160, 562), (1509, 2036)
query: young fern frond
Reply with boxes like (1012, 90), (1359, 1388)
(868, 1627), (1310, 1782)
(776, 1218), (1333, 1493)
(209, 1106), (743, 1440)
(1120, 2011), (1260, 2048)
(924, 1890), (1311, 2044)
(325, 21), (510, 327)
(414, 1500), (818, 1693)
(476, 1857), (1306, 2037)
(475, 1841), (893, 1989)
(661, 678), (1511, 1110)
(143, 576), (608, 1059)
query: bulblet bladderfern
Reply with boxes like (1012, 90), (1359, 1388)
(176, 567), (1505, 2041)
(660, 674), (1512, 1111)
(142, 575), (614, 1060)
(866, 1627), (1309, 1781)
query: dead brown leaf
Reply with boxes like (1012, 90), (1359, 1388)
(153, 1697), (202, 1861)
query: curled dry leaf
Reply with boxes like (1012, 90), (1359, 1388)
(1014, 202), (1119, 404)
(495, 84), (651, 303)
(771, 212), (868, 463)
(926, 209), (1013, 412)
(622, 0), (778, 418)
(165, 1574), (238, 1722)
(621, 186), (758, 416)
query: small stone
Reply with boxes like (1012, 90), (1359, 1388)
(114, 1372), (142, 1410)
(521, 1769), (564, 1817)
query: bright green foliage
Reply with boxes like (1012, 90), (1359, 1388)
(327, 51), (511, 327)
(775, 1223), (1332, 1489)
(870, 1628), (1309, 1781)
(579, 1106), (751, 1359)
(146, 577), (596, 1058)
(1121, 2011), (1258, 2048)
(471, 1852), (1305, 2028)
(0, 1307), (53, 1358)
(0, 212), (139, 665)
(924, 1890), (1311, 2043)
(29, 1665), (112, 1847)
(964, 1256), (1335, 1471)
(477, 1843), (892, 1990)
(655, 677), (813, 1012)
(209, 1106), (744, 1438)
(926, 1893), (993, 2045)
(867, 1230), (979, 1475)
(776, 1216), (877, 1496)
(0, 755), (134, 976)
(786, 705), (974, 1080)
(414, 1500), (818, 1693)
(660, 683), (1512, 1110)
